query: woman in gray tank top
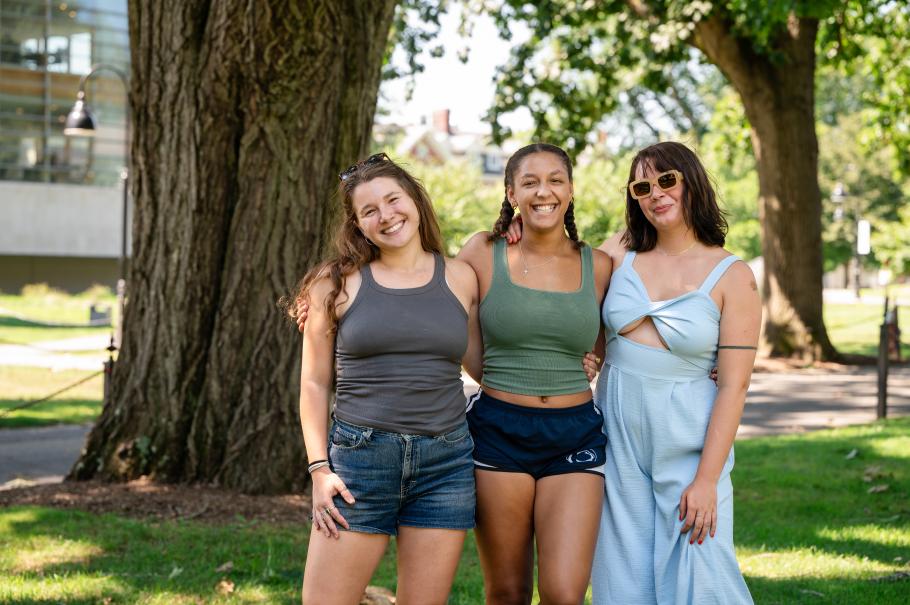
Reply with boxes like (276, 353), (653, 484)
(292, 154), (483, 605)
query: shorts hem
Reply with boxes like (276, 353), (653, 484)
(342, 524), (395, 536)
(397, 521), (475, 531)
(538, 468), (605, 479)
(474, 460), (605, 479)
(473, 464), (531, 475)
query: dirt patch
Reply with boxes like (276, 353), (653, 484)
(0, 478), (312, 525)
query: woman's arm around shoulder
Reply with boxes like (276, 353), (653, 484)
(591, 247), (613, 304)
(456, 231), (494, 267)
(456, 231), (495, 299)
(445, 257), (483, 383)
(597, 231), (628, 268)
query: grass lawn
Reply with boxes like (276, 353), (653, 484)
(825, 303), (910, 358)
(0, 366), (103, 428)
(0, 289), (114, 346)
(1, 419), (908, 604)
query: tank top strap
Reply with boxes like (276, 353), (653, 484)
(620, 249), (637, 269)
(491, 236), (510, 285)
(580, 244), (594, 293)
(431, 252), (446, 286)
(360, 261), (378, 288)
(699, 255), (741, 293)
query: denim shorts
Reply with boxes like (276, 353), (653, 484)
(467, 390), (607, 479)
(327, 418), (476, 535)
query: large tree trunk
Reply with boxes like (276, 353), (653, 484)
(69, 0), (399, 493)
(694, 15), (838, 360)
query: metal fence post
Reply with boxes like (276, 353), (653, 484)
(877, 297), (889, 419)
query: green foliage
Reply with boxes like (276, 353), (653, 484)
(385, 1), (450, 84)
(818, 113), (909, 273)
(481, 0), (910, 178)
(571, 154), (630, 245)
(405, 159), (502, 255)
(873, 203), (910, 276)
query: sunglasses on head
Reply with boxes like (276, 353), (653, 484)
(627, 170), (684, 200)
(339, 152), (390, 181)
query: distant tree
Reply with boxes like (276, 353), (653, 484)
(71, 1), (399, 494)
(483, 0), (910, 359)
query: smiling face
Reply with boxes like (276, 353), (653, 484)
(351, 176), (421, 251)
(633, 162), (687, 231)
(507, 152), (574, 232)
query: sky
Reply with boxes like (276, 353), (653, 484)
(377, 8), (532, 134)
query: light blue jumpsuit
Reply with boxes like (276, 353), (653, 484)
(591, 251), (753, 604)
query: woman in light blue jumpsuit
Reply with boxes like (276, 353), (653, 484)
(590, 142), (760, 604)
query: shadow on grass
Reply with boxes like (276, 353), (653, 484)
(735, 419), (910, 603)
(745, 575), (910, 605)
(0, 506), (484, 604)
(1, 506), (305, 604)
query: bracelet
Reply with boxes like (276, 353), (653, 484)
(307, 458), (328, 467)
(308, 461), (330, 474)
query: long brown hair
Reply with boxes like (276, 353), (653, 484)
(280, 156), (445, 331)
(489, 142), (584, 249)
(622, 141), (727, 251)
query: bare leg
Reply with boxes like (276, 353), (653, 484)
(475, 470), (536, 605)
(301, 530), (389, 605)
(395, 527), (467, 605)
(534, 473), (604, 605)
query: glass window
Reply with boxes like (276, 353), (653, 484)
(0, 0), (128, 185)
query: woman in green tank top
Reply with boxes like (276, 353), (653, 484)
(457, 143), (613, 604)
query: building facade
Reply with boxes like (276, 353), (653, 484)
(0, 0), (129, 292)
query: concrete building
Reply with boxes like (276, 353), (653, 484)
(0, 0), (129, 293)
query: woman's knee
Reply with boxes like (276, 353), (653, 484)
(486, 581), (533, 605)
(537, 578), (588, 605)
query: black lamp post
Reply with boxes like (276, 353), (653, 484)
(64, 63), (130, 350)
(831, 182), (863, 299)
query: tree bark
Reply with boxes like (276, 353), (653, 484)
(693, 14), (838, 360)
(69, 0), (399, 493)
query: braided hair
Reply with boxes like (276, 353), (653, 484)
(564, 200), (582, 249)
(491, 197), (515, 238)
(489, 143), (584, 249)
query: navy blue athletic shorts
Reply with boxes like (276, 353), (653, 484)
(466, 390), (607, 479)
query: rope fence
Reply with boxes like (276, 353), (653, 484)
(0, 369), (105, 419)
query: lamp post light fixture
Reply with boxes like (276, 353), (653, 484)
(64, 63), (130, 351)
(830, 182), (865, 299)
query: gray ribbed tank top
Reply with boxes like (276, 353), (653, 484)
(334, 254), (469, 435)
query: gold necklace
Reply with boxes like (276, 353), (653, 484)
(518, 240), (558, 275)
(656, 240), (697, 257)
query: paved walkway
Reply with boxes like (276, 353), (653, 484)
(2, 366), (908, 488)
(0, 334), (109, 371)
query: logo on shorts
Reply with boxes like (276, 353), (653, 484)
(566, 449), (598, 464)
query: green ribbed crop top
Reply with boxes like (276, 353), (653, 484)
(479, 237), (601, 396)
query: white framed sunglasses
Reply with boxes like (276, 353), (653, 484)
(627, 170), (684, 200)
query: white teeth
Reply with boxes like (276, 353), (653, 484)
(381, 221), (404, 234)
(532, 204), (557, 213)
